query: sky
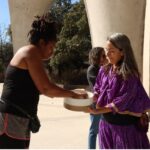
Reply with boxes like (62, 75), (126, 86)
(0, 0), (79, 32)
(0, 0), (10, 30)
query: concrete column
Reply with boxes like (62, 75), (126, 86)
(8, 0), (53, 54)
(143, 0), (150, 95)
(84, 0), (146, 76)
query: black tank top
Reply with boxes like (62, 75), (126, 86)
(0, 65), (40, 117)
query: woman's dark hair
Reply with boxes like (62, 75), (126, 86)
(89, 47), (104, 65)
(106, 33), (140, 79)
(28, 13), (57, 45)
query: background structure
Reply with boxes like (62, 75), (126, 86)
(8, 0), (150, 95)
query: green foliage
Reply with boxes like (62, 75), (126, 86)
(0, 25), (13, 82)
(0, 61), (4, 72)
(49, 0), (91, 84)
(49, 0), (72, 34)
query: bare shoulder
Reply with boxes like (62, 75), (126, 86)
(10, 45), (40, 68)
(21, 45), (40, 58)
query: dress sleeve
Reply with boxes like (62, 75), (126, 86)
(109, 76), (138, 112)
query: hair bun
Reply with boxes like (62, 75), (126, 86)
(28, 13), (57, 44)
(31, 16), (41, 30)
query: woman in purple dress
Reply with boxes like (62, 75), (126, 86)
(89, 33), (150, 149)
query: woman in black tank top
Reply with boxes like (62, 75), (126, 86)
(0, 13), (87, 149)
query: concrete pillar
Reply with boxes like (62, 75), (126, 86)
(84, 0), (150, 95)
(143, 0), (150, 95)
(84, 0), (146, 76)
(8, 0), (53, 54)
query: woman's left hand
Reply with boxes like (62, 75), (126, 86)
(88, 105), (112, 114)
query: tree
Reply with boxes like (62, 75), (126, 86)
(49, 0), (91, 84)
(0, 25), (13, 82)
(49, 0), (73, 34)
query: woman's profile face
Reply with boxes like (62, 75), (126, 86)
(42, 41), (56, 60)
(104, 41), (123, 65)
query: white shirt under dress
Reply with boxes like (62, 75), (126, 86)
(0, 112), (30, 140)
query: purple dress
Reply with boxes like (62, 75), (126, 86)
(94, 66), (150, 149)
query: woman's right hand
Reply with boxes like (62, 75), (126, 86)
(71, 91), (88, 99)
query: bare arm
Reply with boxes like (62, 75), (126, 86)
(25, 48), (87, 99)
(88, 106), (112, 114)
